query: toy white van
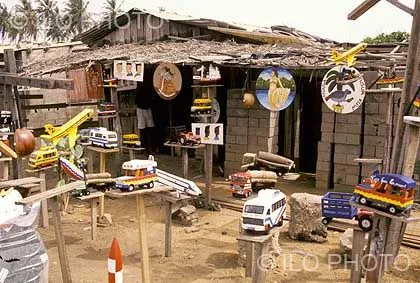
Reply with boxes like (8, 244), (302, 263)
(89, 127), (118, 148)
(242, 189), (286, 234)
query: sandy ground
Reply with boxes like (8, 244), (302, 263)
(33, 154), (420, 282)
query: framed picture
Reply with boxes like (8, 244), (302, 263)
(113, 60), (126, 79)
(113, 60), (144, 82)
(192, 123), (223, 145)
(153, 62), (182, 100)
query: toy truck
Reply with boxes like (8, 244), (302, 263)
(242, 189), (286, 234)
(178, 132), (200, 145)
(241, 151), (295, 172)
(229, 170), (278, 198)
(191, 98), (212, 114)
(116, 156), (158, 192)
(123, 134), (141, 148)
(321, 192), (373, 231)
(353, 171), (416, 215)
(97, 102), (117, 116)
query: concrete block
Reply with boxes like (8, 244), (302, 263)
(316, 161), (330, 172)
(237, 118), (248, 126)
(321, 122), (335, 133)
(229, 109), (248, 118)
(365, 103), (379, 114)
(345, 175), (359, 186)
(230, 127), (248, 136)
(318, 142), (332, 152)
(322, 113), (335, 123)
(227, 117), (237, 127)
(364, 135), (385, 147)
(257, 136), (267, 146)
(335, 144), (361, 155)
(334, 153), (347, 164)
(321, 132), (334, 143)
(248, 135), (258, 146)
(317, 151), (331, 162)
(225, 144), (247, 153)
(363, 145), (375, 157)
(316, 180), (329, 190)
(333, 184), (354, 192)
(335, 164), (360, 175)
(365, 115), (386, 125)
(334, 133), (347, 144)
(236, 136), (248, 145)
(225, 152), (235, 161)
(249, 118), (258, 128)
(346, 134), (361, 145)
(316, 170), (331, 182)
(226, 136), (236, 144)
(259, 118), (270, 128)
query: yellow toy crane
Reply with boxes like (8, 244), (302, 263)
(331, 42), (367, 67)
(41, 109), (94, 148)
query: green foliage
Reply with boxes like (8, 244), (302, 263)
(363, 31), (410, 44)
(255, 76), (296, 90)
(193, 195), (221, 211)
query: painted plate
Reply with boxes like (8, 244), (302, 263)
(321, 65), (366, 114)
(153, 62), (182, 100)
(255, 67), (296, 111)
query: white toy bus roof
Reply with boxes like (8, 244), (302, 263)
(122, 159), (157, 170)
(245, 189), (285, 206)
(91, 127), (116, 134)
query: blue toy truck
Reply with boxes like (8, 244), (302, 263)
(321, 192), (373, 231)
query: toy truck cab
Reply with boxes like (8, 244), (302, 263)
(229, 172), (252, 198)
(191, 98), (212, 114)
(242, 189), (286, 234)
(321, 192), (373, 231)
(354, 172), (416, 215)
(116, 156), (158, 192)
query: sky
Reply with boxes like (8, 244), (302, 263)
(2, 0), (415, 43)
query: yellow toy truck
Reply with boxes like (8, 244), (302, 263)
(27, 146), (58, 169)
(123, 134), (141, 148)
(191, 98), (212, 114)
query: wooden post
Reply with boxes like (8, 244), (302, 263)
(51, 196), (72, 283)
(91, 198), (97, 241)
(205, 144), (213, 203)
(129, 149), (135, 160)
(165, 201), (172, 257)
(110, 87), (122, 148)
(182, 148), (188, 179)
(99, 152), (106, 173)
(401, 123), (420, 176)
(350, 230), (366, 283)
(390, 0), (420, 173)
(87, 150), (93, 173)
(39, 170), (48, 228)
(136, 194), (150, 283)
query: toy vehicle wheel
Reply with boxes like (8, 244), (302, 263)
(358, 216), (373, 231)
(179, 137), (185, 145)
(278, 216), (284, 227)
(128, 185), (135, 192)
(359, 197), (368, 205)
(232, 193), (237, 198)
(85, 190), (90, 196)
(148, 182), (154, 188)
(247, 191), (252, 198)
(322, 217), (331, 225)
(388, 205), (397, 215)
(78, 191), (83, 197)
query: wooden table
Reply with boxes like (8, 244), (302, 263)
(237, 226), (282, 283)
(26, 165), (58, 228)
(85, 146), (119, 217)
(106, 185), (173, 283)
(0, 157), (12, 181)
(17, 180), (84, 283)
(163, 142), (205, 179)
(121, 146), (146, 160)
(77, 191), (105, 241)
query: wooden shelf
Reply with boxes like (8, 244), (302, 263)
(164, 141), (205, 149)
(85, 146), (120, 154)
(97, 115), (117, 119)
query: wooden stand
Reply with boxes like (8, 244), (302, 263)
(237, 227), (281, 283)
(26, 165), (58, 228)
(164, 142), (205, 179)
(77, 191), (105, 241)
(0, 157), (12, 180)
(106, 185), (172, 283)
(121, 146), (146, 160)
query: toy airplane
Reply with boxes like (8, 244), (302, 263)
(331, 42), (367, 67)
(41, 109), (94, 148)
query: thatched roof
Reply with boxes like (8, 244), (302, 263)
(21, 39), (335, 75)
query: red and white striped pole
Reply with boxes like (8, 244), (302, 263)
(108, 237), (123, 283)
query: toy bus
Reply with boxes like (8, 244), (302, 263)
(191, 98), (212, 114)
(116, 156), (158, 192)
(229, 172), (252, 198)
(27, 146), (58, 169)
(321, 192), (373, 231)
(122, 134), (141, 148)
(89, 128), (118, 148)
(353, 171), (416, 215)
(242, 189), (286, 234)
(97, 102), (117, 116)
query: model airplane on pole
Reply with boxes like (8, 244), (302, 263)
(331, 42), (367, 67)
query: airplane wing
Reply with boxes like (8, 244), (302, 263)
(67, 127), (78, 148)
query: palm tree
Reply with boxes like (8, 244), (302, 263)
(103, 0), (124, 21)
(36, 0), (57, 22)
(15, 0), (38, 41)
(0, 3), (11, 41)
(64, 0), (92, 35)
(36, 0), (69, 42)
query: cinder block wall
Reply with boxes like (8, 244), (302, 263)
(316, 90), (400, 191)
(224, 89), (279, 176)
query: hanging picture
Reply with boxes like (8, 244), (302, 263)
(192, 123), (224, 145)
(153, 62), (182, 100)
(255, 67), (296, 111)
(321, 65), (366, 114)
(113, 60), (144, 82)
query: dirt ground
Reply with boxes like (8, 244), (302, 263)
(34, 154), (420, 282)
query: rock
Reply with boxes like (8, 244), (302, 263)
(179, 205), (197, 215)
(83, 226), (91, 231)
(221, 231), (227, 235)
(73, 204), (85, 208)
(339, 228), (369, 259)
(184, 226), (200, 234)
(99, 213), (113, 225)
(129, 218), (136, 222)
(288, 193), (328, 243)
(97, 223), (108, 228)
(78, 218), (84, 223)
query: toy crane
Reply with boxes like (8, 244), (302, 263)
(41, 109), (94, 148)
(331, 42), (367, 67)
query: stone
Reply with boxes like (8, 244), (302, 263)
(99, 213), (113, 225)
(288, 193), (328, 243)
(339, 228), (368, 259)
(129, 218), (136, 222)
(179, 205), (197, 216)
(184, 226), (200, 233)
(83, 226), (91, 231)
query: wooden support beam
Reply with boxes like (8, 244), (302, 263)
(22, 103), (67, 110)
(385, 0), (414, 15)
(348, 0), (381, 20)
(0, 72), (74, 90)
(17, 180), (84, 204)
(136, 194), (151, 283)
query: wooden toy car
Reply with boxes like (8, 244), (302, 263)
(123, 134), (141, 148)
(242, 189), (286, 235)
(97, 102), (117, 116)
(27, 146), (58, 169)
(89, 127), (118, 148)
(178, 132), (200, 145)
(353, 171), (416, 215)
(229, 170), (277, 198)
(116, 156), (157, 192)
(321, 192), (374, 231)
(191, 98), (212, 114)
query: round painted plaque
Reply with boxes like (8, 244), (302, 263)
(255, 67), (296, 111)
(321, 65), (366, 114)
(153, 62), (182, 100)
